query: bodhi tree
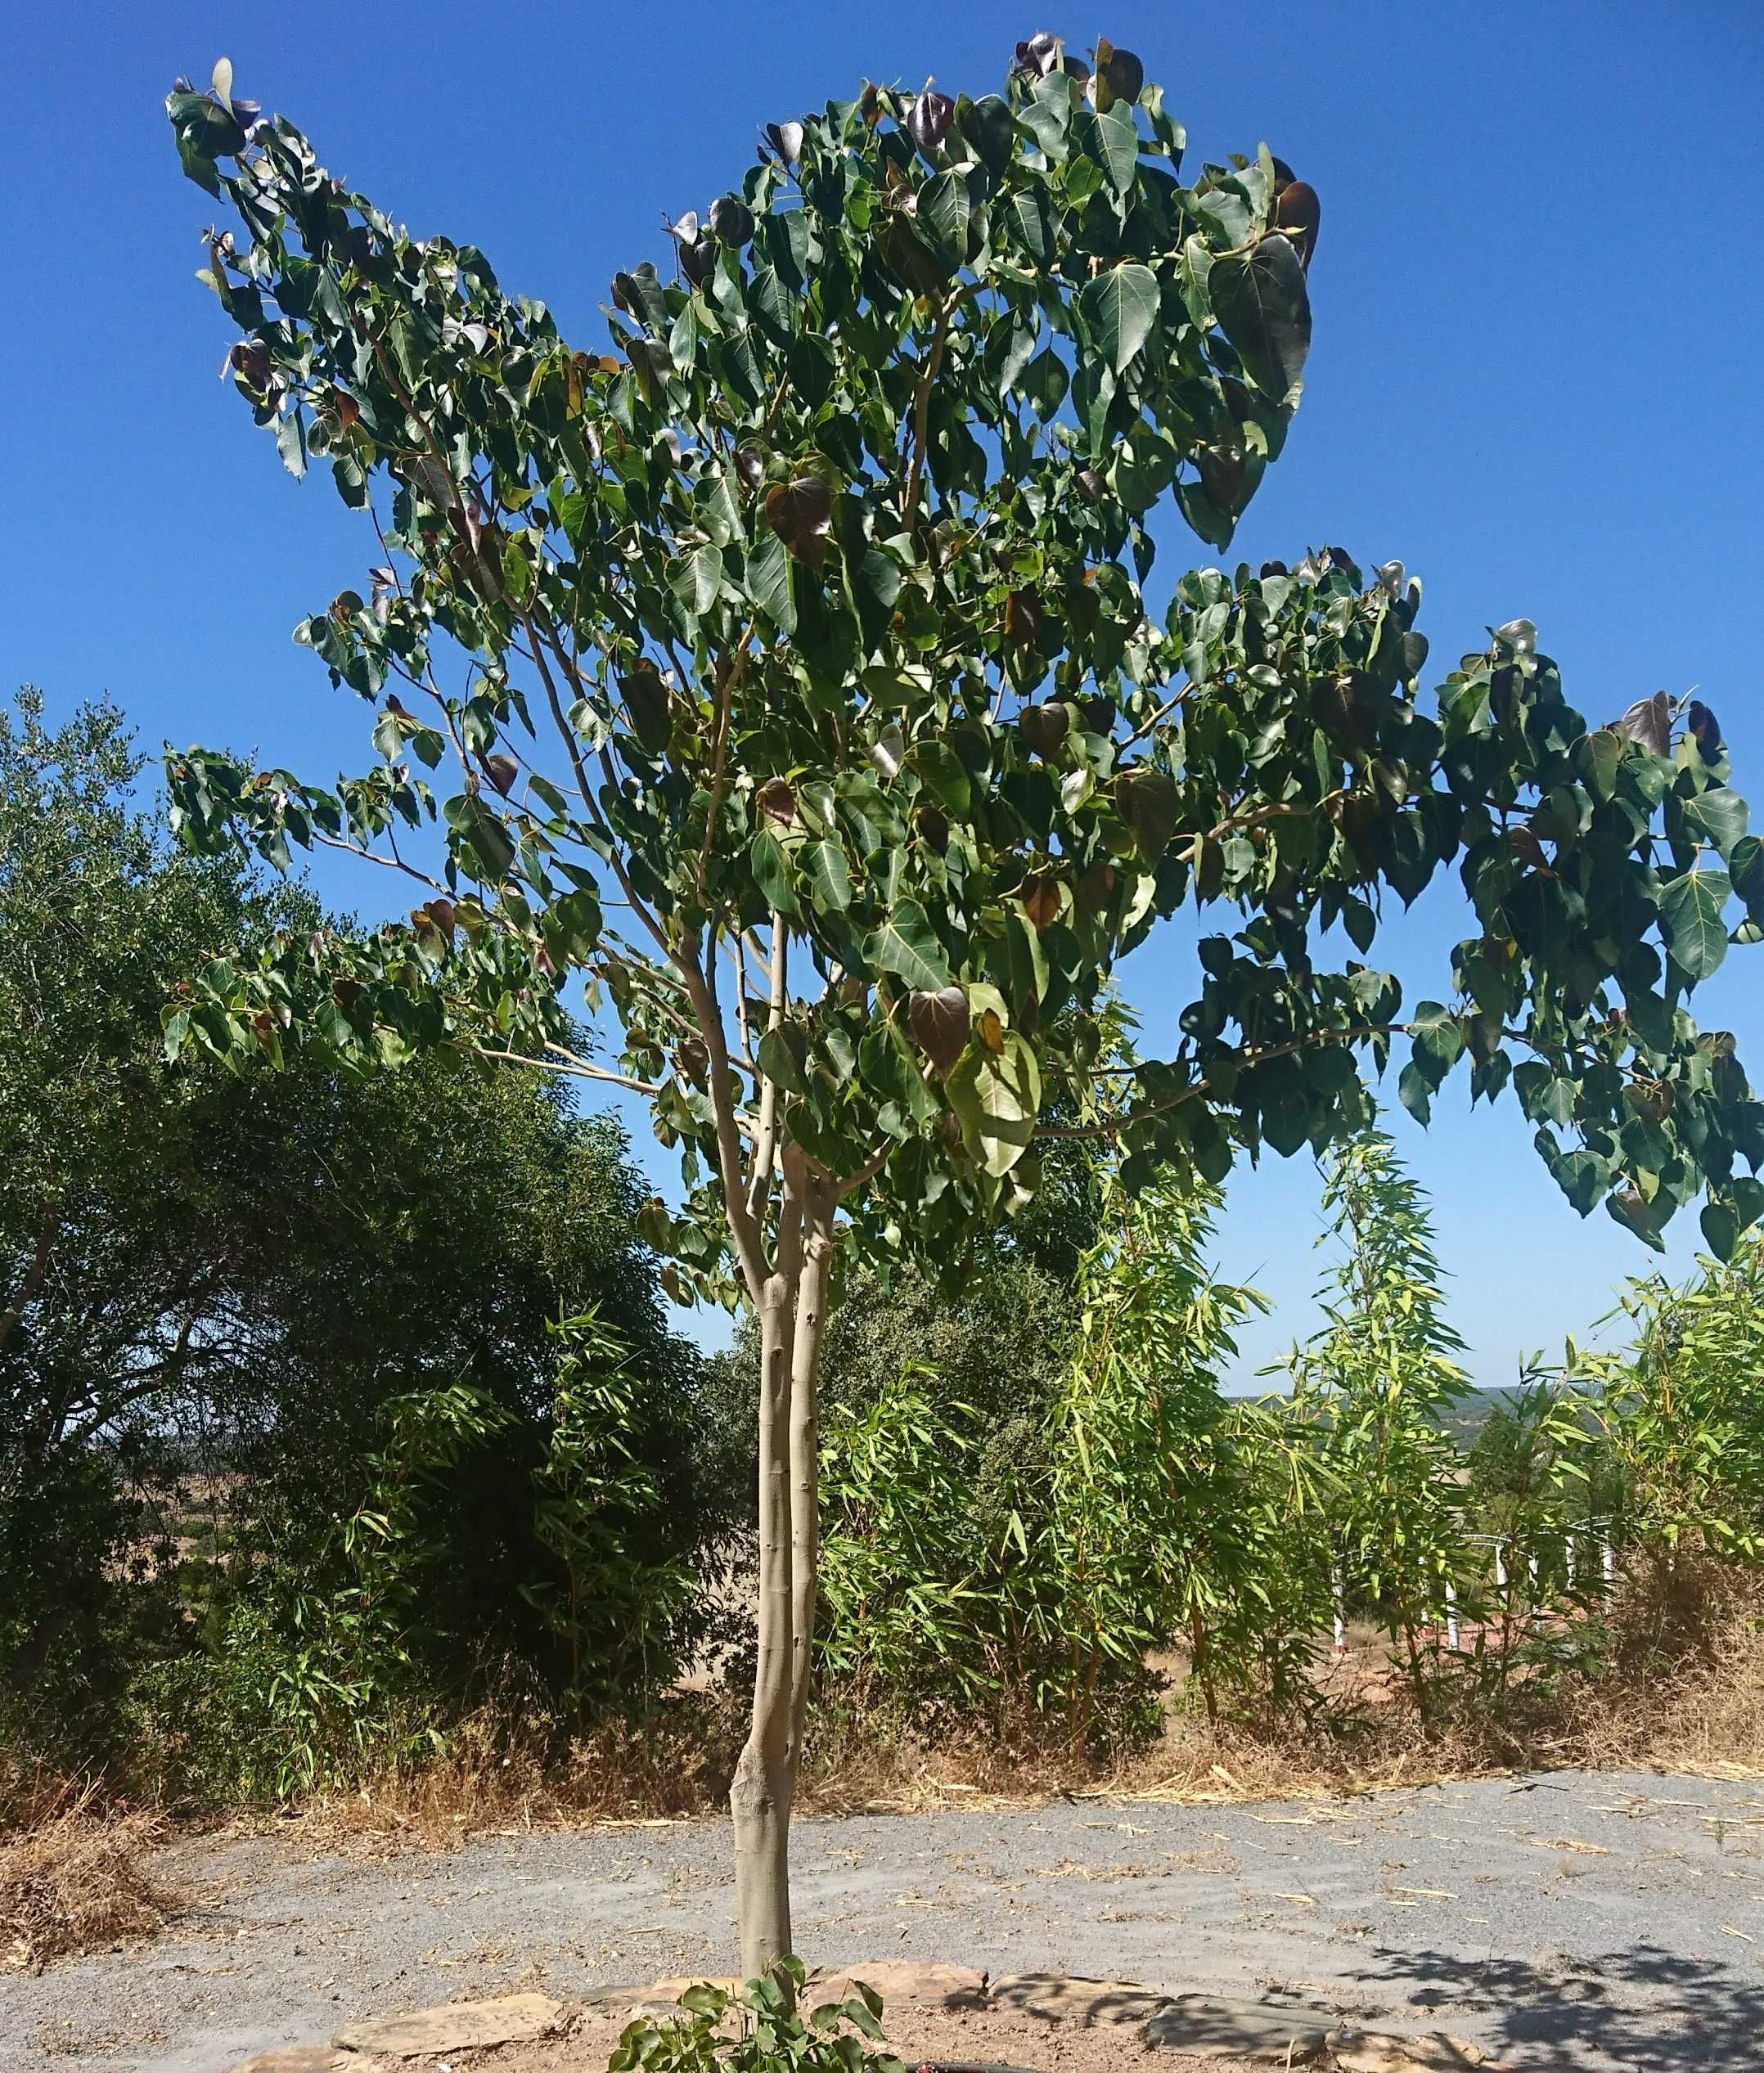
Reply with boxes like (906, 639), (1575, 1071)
(163, 32), (1763, 1968)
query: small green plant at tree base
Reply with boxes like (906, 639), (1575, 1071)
(161, 26), (1762, 1967)
(610, 1961), (903, 2073)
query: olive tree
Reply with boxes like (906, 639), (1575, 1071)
(163, 33), (1762, 1967)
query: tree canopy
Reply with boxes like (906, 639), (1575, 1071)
(0, 689), (709, 1769)
(162, 43), (1761, 1270)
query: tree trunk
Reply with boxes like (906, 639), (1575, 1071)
(729, 1144), (834, 1978)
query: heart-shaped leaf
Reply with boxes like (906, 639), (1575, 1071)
(908, 985), (969, 1073)
(906, 90), (954, 156)
(1210, 234), (1312, 399)
(709, 195), (754, 247)
(1687, 699), (1721, 762)
(667, 545), (725, 618)
(1659, 867), (1730, 980)
(1273, 178), (1321, 269)
(800, 837), (853, 914)
(765, 476), (832, 566)
(864, 899), (952, 991)
(947, 1027), (1042, 1175)
(1080, 262), (1159, 373)
(618, 665), (672, 754)
(1615, 692), (1670, 756)
(1114, 767), (1180, 857)
(1682, 785), (1748, 858)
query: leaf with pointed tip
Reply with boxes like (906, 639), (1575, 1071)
(1210, 234), (1312, 399)
(757, 1023), (808, 1094)
(799, 837), (853, 914)
(1575, 727), (1623, 803)
(863, 899), (952, 991)
(1616, 691), (1671, 756)
(917, 169), (974, 267)
(1658, 867), (1730, 980)
(765, 476), (832, 566)
(745, 527), (796, 634)
(1079, 262), (1159, 374)
(1114, 767), (1179, 858)
(750, 827), (800, 916)
(908, 985), (969, 1073)
(947, 1028), (1042, 1175)
(1018, 344), (1068, 417)
(1682, 785), (1748, 858)
(1084, 101), (1140, 194)
(906, 90), (954, 156)
(1274, 178), (1321, 268)
(667, 543), (724, 618)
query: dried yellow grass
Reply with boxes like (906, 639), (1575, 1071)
(0, 1781), (175, 1972)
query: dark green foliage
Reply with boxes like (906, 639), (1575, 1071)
(0, 690), (714, 1788)
(160, 41), (1758, 1301)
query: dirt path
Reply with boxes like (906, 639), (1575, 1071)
(7, 1769), (1762, 2071)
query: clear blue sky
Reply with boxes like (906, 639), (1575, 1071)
(6, 2), (1762, 1381)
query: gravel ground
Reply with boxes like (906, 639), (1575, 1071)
(6, 1769), (1762, 2072)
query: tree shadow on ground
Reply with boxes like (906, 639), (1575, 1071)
(1352, 1942), (1764, 2069)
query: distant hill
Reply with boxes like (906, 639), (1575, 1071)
(1433, 1383), (1528, 1446)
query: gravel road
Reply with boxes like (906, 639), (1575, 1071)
(6, 1769), (1762, 2072)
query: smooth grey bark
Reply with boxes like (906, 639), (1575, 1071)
(729, 1144), (834, 1976)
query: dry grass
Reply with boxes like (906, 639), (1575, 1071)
(294, 1697), (744, 1850)
(259, 1581), (1764, 1853)
(0, 1780), (175, 1972)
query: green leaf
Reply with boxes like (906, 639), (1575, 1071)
(668, 543), (724, 618)
(160, 1005), (191, 1063)
(276, 408), (308, 479)
(1114, 767), (1179, 858)
(947, 1028), (1042, 1176)
(799, 837), (853, 914)
(1210, 234), (1312, 399)
(444, 794), (515, 883)
(745, 528), (796, 635)
(1080, 263), (1159, 374)
(750, 828), (799, 916)
(757, 1024), (808, 1095)
(1083, 102), (1141, 195)
(1574, 727), (1623, 804)
(1658, 867), (1730, 980)
(1682, 785), (1748, 858)
(863, 899), (952, 992)
(1701, 1199), (1739, 1262)
(1018, 345), (1068, 418)
(918, 169), (974, 267)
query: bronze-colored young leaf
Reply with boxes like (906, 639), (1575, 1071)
(1274, 177), (1321, 270)
(1018, 703), (1069, 758)
(908, 984), (969, 1074)
(906, 89), (954, 155)
(765, 476), (832, 566)
(1615, 691), (1671, 757)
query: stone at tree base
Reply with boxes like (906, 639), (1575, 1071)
(1145, 1993), (1334, 2060)
(814, 1960), (988, 2007)
(1327, 2030), (1490, 2071)
(627, 1973), (740, 1999)
(331, 1991), (567, 2056)
(229, 2052), (344, 2073)
(989, 1973), (1173, 2024)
